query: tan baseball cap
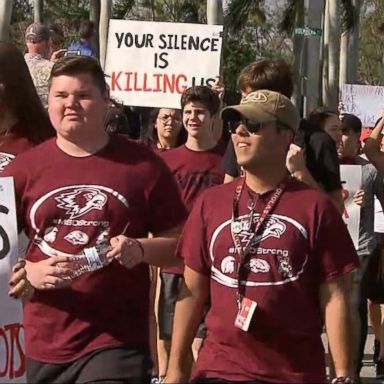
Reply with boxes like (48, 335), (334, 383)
(221, 90), (300, 132)
(25, 23), (50, 43)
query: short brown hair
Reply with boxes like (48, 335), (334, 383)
(49, 55), (106, 93)
(237, 59), (293, 98)
(180, 86), (220, 116)
(79, 20), (95, 39)
(308, 108), (338, 129)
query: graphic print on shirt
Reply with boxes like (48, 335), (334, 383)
(210, 213), (309, 288)
(64, 230), (89, 245)
(55, 187), (108, 219)
(29, 184), (129, 258)
(176, 171), (223, 190)
(0, 152), (15, 171)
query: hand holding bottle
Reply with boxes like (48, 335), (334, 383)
(26, 255), (73, 290)
(107, 235), (145, 269)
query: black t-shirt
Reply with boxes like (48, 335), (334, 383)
(221, 119), (342, 193)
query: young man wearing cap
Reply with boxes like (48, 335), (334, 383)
(221, 59), (344, 214)
(166, 90), (359, 384)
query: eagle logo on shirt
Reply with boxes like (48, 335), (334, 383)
(235, 217), (287, 248)
(55, 187), (108, 219)
(0, 152), (15, 172)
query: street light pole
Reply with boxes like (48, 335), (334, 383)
(301, 0), (324, 117)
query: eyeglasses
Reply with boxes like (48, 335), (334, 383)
(157, 115), (181, 124)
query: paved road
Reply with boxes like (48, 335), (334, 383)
(360, 331), (380, 383)
(324, 330), (381, 383)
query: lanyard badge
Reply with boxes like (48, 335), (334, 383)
(231, 176), (287, 331)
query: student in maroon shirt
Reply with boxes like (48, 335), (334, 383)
(166, 90), (359, 384)
(3, 56), (187, 383)
(158, 86), (225, 377)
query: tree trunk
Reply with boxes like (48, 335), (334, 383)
(305, 0), (325, 116)
(99, 0), (112, 70)
(90, 0), (101, 58)
(0, 0), (12, 41)
(327, 0), (340, 109)
(207, 0), (224, 25)
(318, 5), (325, 105)
(348, 0), (360, 83)
(322, 0), (330, 106)
(339, 31), (348, 89)
(34, 0), (44, 23)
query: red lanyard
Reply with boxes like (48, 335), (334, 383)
(231, 176), (286, 309)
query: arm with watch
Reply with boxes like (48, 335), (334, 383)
(364, 114), (384, 174)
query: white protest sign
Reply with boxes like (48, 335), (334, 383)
(374, 196), (384, 233)
(340, 165), (362, 249)
(0, 177), (25, 382)
(341, 84), (384, 127)
(105, 20), (223, 108)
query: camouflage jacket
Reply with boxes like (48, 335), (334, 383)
(24, 53), (54, 108)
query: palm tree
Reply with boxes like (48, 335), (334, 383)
(0, 0), (12, 41)
(225, 0), (265, 33)
(280, 0), (305, 111)
(339, 0), (360, 89)
(34, 0), (44, 23)
(326, 0), (340, 109)
(347, 0), (360, 84)
(322, 0), (331, 107)
(90, 0), (100, 58)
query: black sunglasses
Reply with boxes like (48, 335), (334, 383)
(226, 118), (264, 134)
(226, 118), (294, 135)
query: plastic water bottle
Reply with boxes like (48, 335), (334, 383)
(68, 243), (112, 278)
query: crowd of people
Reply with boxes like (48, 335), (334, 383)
(1, 20), (384, 384)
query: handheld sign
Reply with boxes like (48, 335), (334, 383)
(340, 165), (362, 249)
(105, 20), (223, 109)
(341, 84), (384, 127)
(374, 196), (384, 233)
(0, 177), (25, 382)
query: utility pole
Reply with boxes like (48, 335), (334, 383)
(207, 0), (224, 76)
(299, 0), (324, 117)
(99, 0), (112, 70)
(207, 0), (224, 25)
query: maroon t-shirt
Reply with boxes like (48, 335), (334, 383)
(2, 136), (187, 363)
(160, 144), (224, 274)
(0, 124), (33, 172)
(177, 177), (359, 383)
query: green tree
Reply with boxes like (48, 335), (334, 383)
(358, 0), (384, 84)
(120, 0), (206, 22)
